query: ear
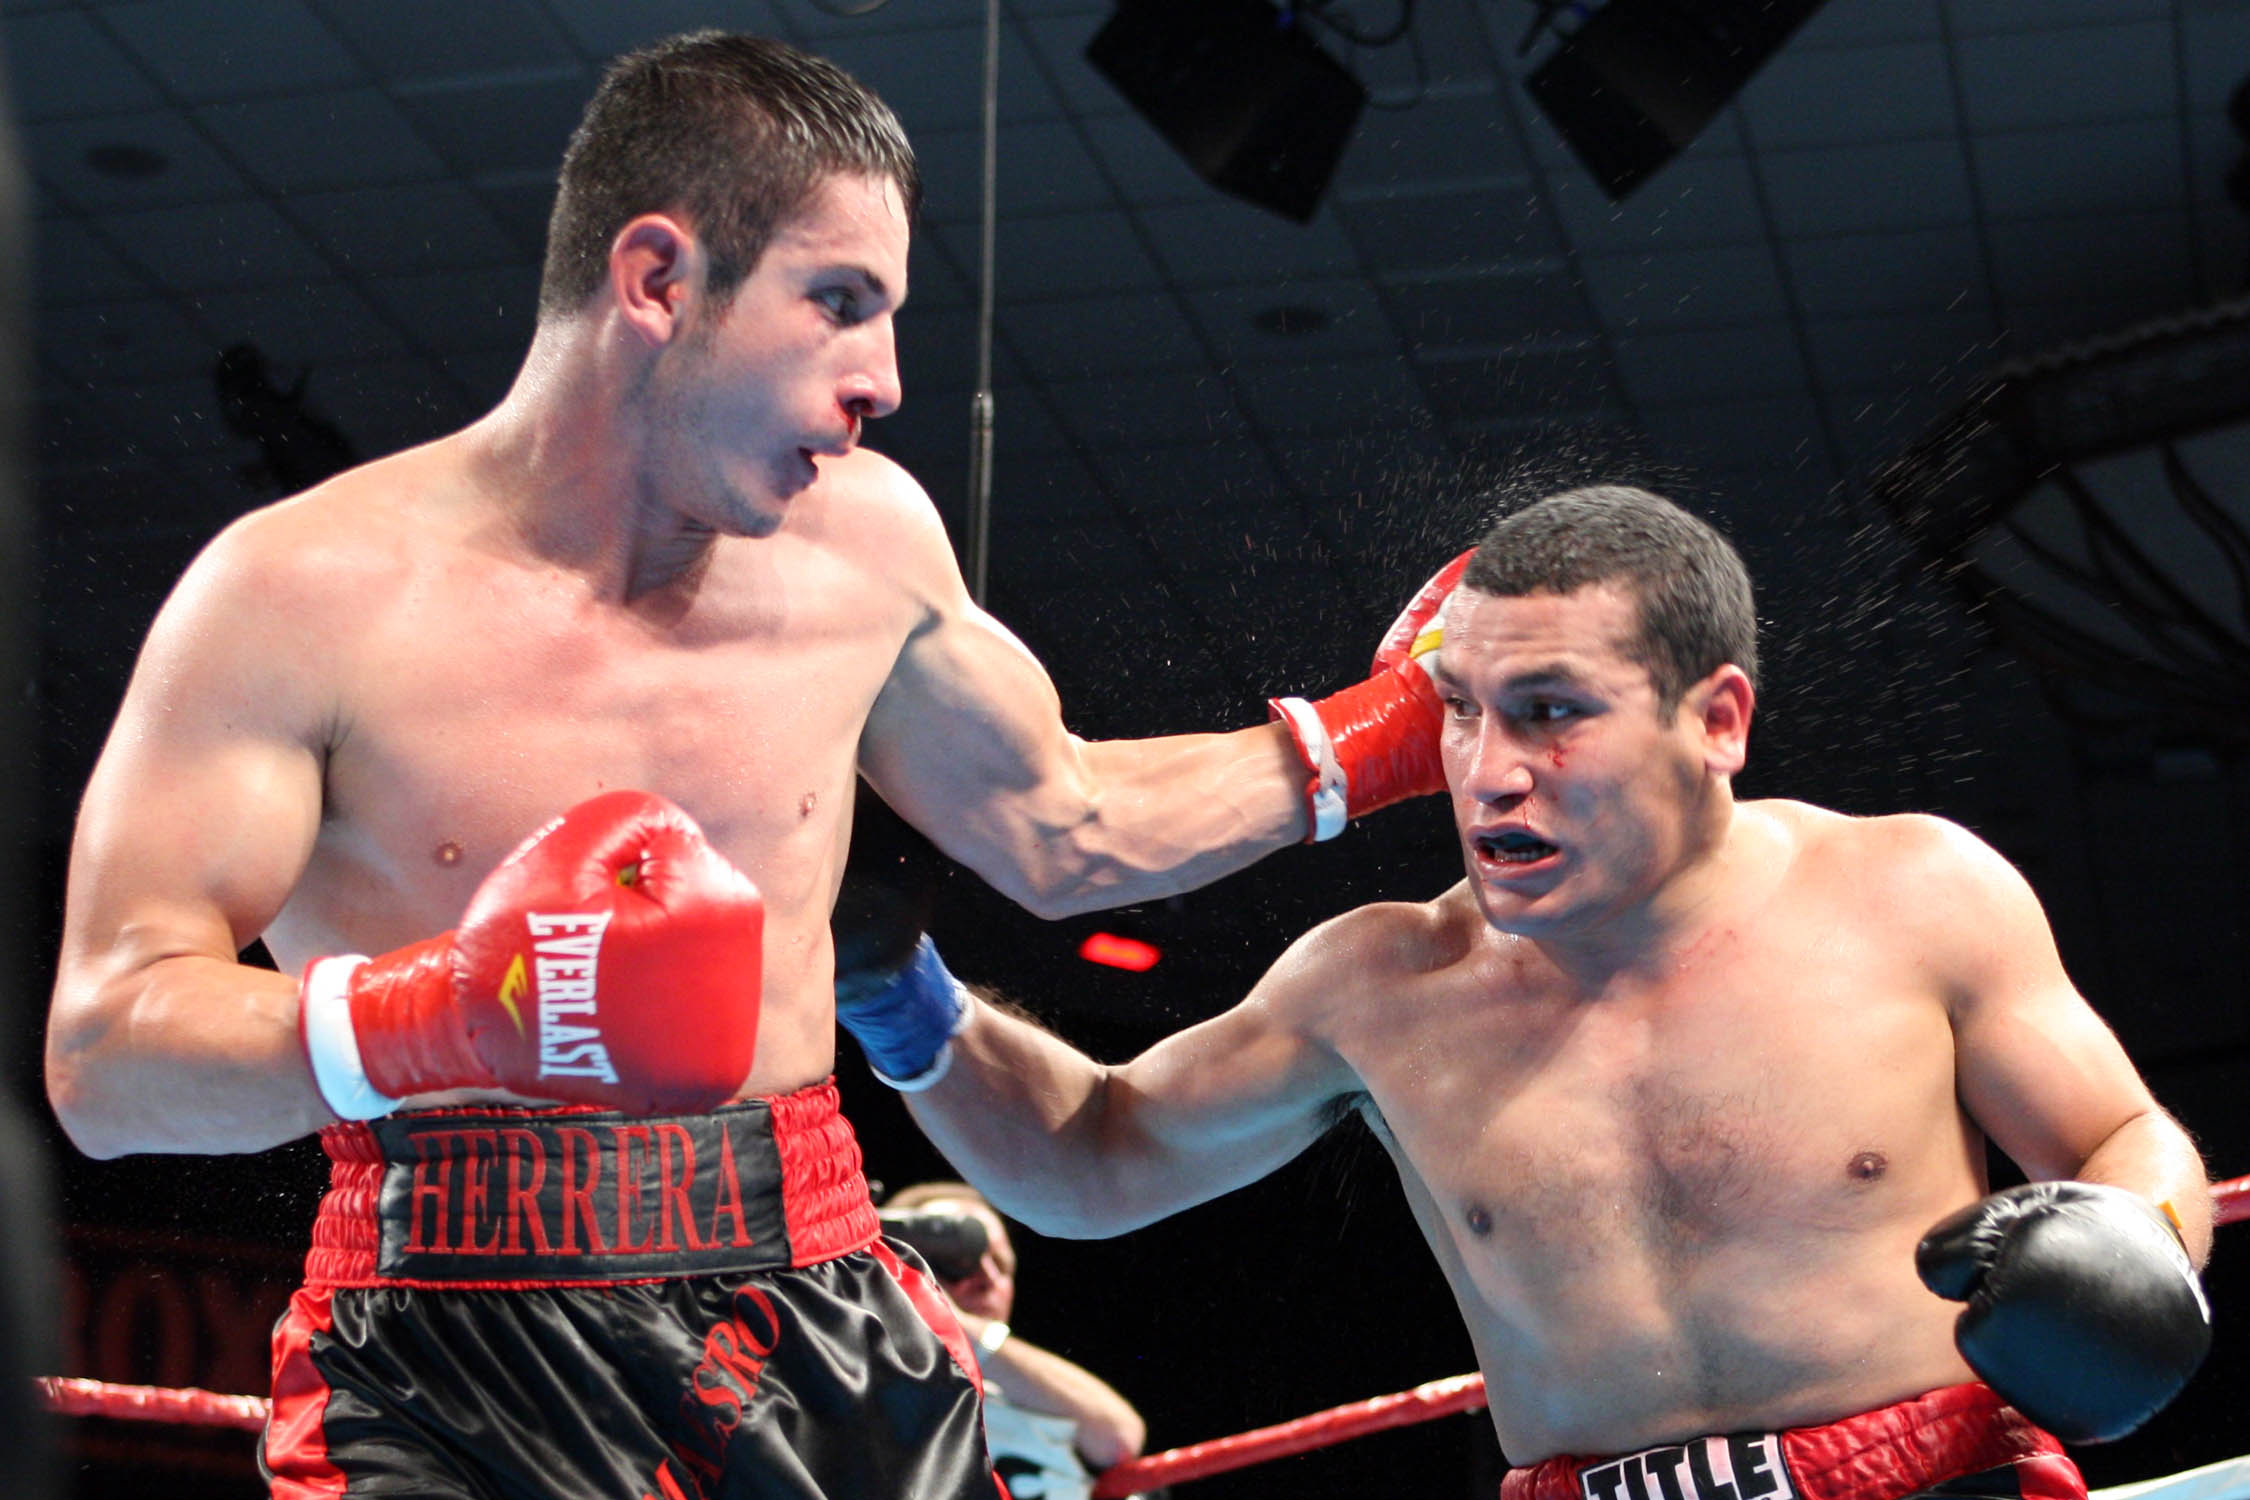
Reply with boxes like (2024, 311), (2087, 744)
(1686, 664), (1754, 776)
(608, 213), (699, 347)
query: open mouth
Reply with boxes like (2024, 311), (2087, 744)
(1477, 829), (1559, 866)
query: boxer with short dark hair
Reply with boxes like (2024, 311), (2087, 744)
(43, 29), (1456, 1500)
(844, 486), (2213, 1500)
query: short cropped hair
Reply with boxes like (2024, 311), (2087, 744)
(539, 31), (920, 318)
(1460, 485), (1758, 711)
(884, 1180), (991, 1214)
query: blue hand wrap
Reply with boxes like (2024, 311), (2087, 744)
(835, 935), (969, 1091)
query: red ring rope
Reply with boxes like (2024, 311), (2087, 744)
(34, 1171), (2250, 1482)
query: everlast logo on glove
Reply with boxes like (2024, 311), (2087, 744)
(1578, 1434), (1798, 1500)
(526, 911), (621, 1086)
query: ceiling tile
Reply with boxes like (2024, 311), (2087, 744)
(1268, 427), (1454, 499)
(1359, 0), (1497, 96)
(1611, 322), (1808, 408)
(363, 264), (540, 355)
(197, 89), (447, 193)
(291, 181), (517, 275)
(1971, 118), (2184, 219)
(393, 72), (592, 178)
(815, 23), (1060, 133)
(1139, 199), (1361, 289)
(1415, 341), (1614, 425)
(81, 376), (235, 462)
(2187, 111), (2238, 209)
(893, 303), (982, 398)
(1544, 152), (1768, 253)
(1191, 278), (1396, 366)
(1986, 212), (2195, 307)
(1333, 84), (1529, 193)
(469, 173), (560, 259)
(1782, 226), (1987, 318)
(1738, 43), (1955, 149)
(103, 0), (362, 102)
(313, 355), (478, 458)
(991, 119), (1119, 219)
(26, 108), (255, 210)
(1041, 368), (1236, 448)
(37, 295), (217, 384)
(936, 208), (1162, 299)
(100, 197), (332, 290)
(1760, 139), (1974, 236)
(987, 516), (1149, 591)
(1076, 111), (1217, 208)
(191, 279), (410, 367)
(545, 0), (790, 60)
(1579, 243), (1790, 331)
(1004, 290), (1205, 381)
(319, 0), (578, 82)
(1339, 183), (1561, 274)
(1230, 356), (1426, 436)
(1635, 394), (1828, 474)
(1018, 7), (1125, 119)
(1947, 0), (2169, 34)
(1083, 440), (1285, 521)
(31, 216), (153, 305)
(909, 127), (984, 226)
(1996, 296), (2200, 358)
(981, 446), (1109, 526)
(1954, 23), (2172, 133)
(1793, 0), (1940, 44)
(1382, 263), (1595, 351)
(1801, 306), (2001, 399)
(782, 0), (989, 40)
(2, 8), (162, 120)
(2182, 7), (2250, 112)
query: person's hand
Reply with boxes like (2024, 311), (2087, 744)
(835, 935), (970, 1091)
(1917, 1181), (2211, 1442)
(1268, 550), (1470, 841)
(299, 790), (763, 1118)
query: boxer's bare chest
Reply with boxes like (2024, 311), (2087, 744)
(1340, 897), (1971, 1305)
(267, 536), (906, 971)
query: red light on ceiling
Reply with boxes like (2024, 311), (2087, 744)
(1079, 932), (1161, 972)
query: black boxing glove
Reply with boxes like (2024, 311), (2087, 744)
(1916, 1181), (2210, 1443)
(879, 1208), (990, 1283)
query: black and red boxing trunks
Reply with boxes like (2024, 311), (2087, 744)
(1501, 1384), (2083, 1500)
(263, 1081), (994, 1500)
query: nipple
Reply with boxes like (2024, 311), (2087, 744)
(1846, 1150), (1888, 1183)
(1463, 1202), (1494, 1237)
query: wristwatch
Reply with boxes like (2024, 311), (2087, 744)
(976, 1319), (1011, 1355)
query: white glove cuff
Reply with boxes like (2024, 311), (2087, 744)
(872, 1039), (956, 1094)
(1271, 696), (1348, 842)
(301, 955), (400, 1121)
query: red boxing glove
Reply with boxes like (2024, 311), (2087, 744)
(1269, 550), (1471, 841)
(299, 789), (762, 1119)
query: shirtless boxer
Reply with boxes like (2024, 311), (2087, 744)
(42, 32), (1454, 1500)
(840, 486), (2215, 1500)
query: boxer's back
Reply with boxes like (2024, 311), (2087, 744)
(1324, 802), (1984, 1460)
(220, 432), (932, 1099)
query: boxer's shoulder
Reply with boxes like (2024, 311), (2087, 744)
(1276, 892), (1477, 1006)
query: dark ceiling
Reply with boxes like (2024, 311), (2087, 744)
(9, 0), (2250, 1494)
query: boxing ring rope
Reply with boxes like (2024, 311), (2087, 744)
(34, 1171), (2250, 1490)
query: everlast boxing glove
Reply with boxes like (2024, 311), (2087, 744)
(1916, 1181), (2211, 1443)
(879, 1207), (991, 1282)
(299, 789), (763, 1119)
(1269, 550), (1470, 841)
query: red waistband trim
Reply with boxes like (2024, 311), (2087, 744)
(302, 1079), (879, 1289)
(1501, 1384), (2076, 1500)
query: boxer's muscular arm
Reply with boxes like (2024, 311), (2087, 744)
(1911, 817), (2213, 1265)
(902, 921), (1367, 1238)
(47, 517), (336, 1158)
(855, 465), (1308, 919)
